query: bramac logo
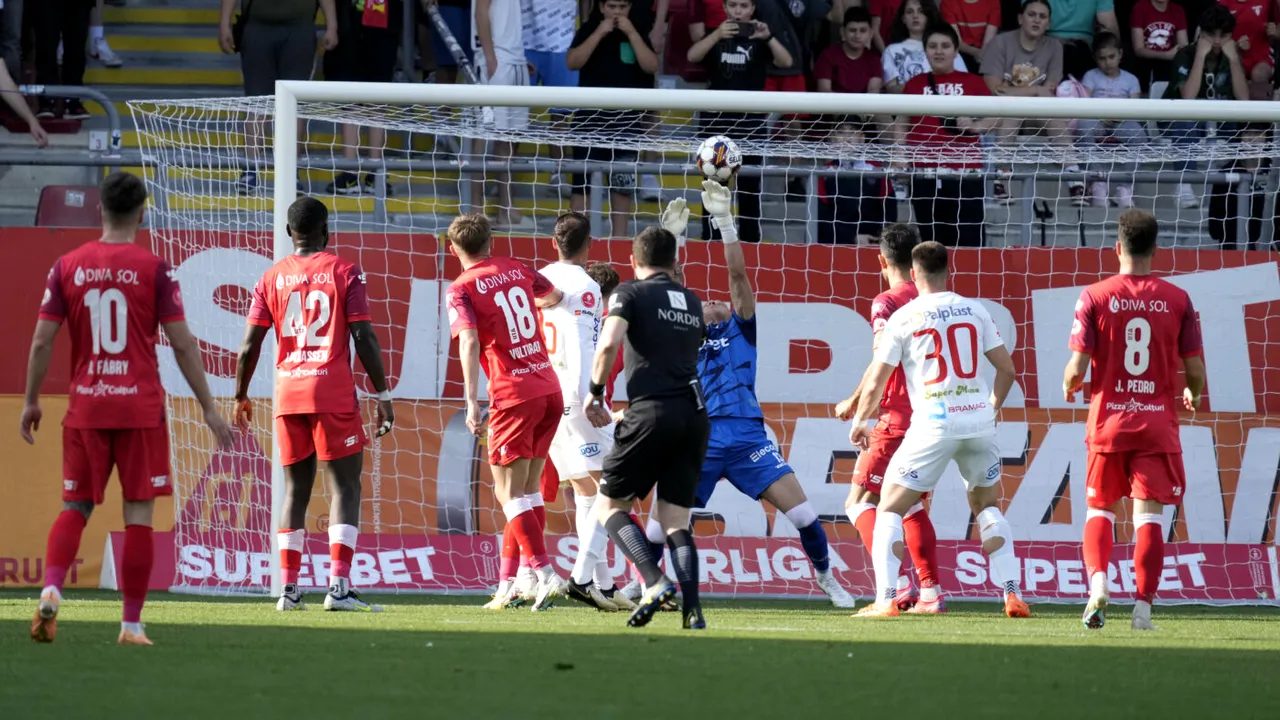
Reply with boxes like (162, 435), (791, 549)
(1108, 296), (1169, 313)
(579, 442), (600, 457)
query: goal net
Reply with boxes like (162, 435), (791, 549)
(129, 83), (1280, 604)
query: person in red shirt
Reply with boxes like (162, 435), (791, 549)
(1063, 209), (1206, 632)
(870, 0), (904, 52)
(895, 22), (996, 247)
(234, 197), (394, 614)
(24, 172), (235, 646)
(815, 7), (885, 95)
(835, 224), (944, 613)
(1129, 0), (1189, 87)
(1224, 0), (1273, 87)
(941, 0), (1001, 69)
(444, 213), (569, 611)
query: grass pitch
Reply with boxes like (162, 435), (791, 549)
(2, 590), (1278, 719)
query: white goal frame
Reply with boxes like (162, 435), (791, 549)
(265, 80), (1280, 596)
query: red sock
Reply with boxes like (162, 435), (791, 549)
(500, 523), (520, 580)
(903, 509), (940, 588)
(532, 503), (546, 532)
(510, 510), (549, 570)
(1135, 520), (1165, 604)
(121, 525), (153, 624)
(43, 510), (88, 590)
(853, 506), (876, 554)
(1082, 511), (1115, 581)
(330, 543), (354, 582)
(278, 529), (303, 586)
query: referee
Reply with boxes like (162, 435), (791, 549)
(584, 223), (709, 630)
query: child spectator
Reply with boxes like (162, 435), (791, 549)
(883, 0), (964, 93)
(816, 8), (883, 94)
(816, 119), (897, 244)
(941, 0), (1001, 71)
(1222, 0), (1273, 93)
(1129, 0), (1188, 88)
(1163, 4), (1250, 209)
(1077, 33), (1143, 208)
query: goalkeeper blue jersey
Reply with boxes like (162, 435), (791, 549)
(697, 312), (762, 420)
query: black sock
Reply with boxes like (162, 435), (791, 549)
(666, 529), (700, 611)
(604, 513), (665, 588)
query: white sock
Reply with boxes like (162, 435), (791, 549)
(978, 507), (1020, 597)
(896, 575), (911, 591)
(571, 492), (600, 584)
(872, 511), (904, 605)
(41, 585), (62, 602)
(1090, 571), (1108, 599)
(121, 621), (143, 634)
(920, 585), (940, 603)
(90, 26), (104, 42)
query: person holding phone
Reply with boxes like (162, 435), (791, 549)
(686, 0), (793, 243)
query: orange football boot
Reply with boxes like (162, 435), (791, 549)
(1004, 593), (1032, 618)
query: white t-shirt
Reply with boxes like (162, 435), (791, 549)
(473, 0), (526, 68)
(874, 291), (1005, 439)
(521, 0), (577, 53)
(1081, 68), (1140, 99)
(538, 262), (603, 404)
(882, 39), (968, 86)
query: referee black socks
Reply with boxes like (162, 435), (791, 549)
(604, 512), (666, 588)
(666, 529), (700, 613)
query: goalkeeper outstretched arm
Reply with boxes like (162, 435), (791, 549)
(701, 180), (755, 320)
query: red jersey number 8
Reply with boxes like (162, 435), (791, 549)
(914, 322), (979, 386)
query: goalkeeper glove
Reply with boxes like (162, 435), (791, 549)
(661, 197), (690, 247)
(701, 180), (738, 244)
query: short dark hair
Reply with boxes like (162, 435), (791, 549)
(1199, 4), (1236, 35)
(99, 172), (147, 225)
(1093, 31), (1122, 54)
(633, 226), (678, 270)
(586, 262), (621, 297)
(924, 21), (959, 48)
(446, 213), (492, 256)
(286, 197), (328, 246)
(1118, 210), (1159, 257)
(879, 224), (919, 269)
(843, 6), (872, 25)
(911, 241), (949, 277)
(553, 212), (591, 259)
(1021, 0), (1050, 16)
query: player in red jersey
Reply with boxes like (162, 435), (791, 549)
(234, 197), (395, 613)
(1063, 210), (1205, 632)
(835, 224), (944, 613)
(444, 214), (568, 612)
(1224, 0), (1273, 86)
(23, 172), (235, 646)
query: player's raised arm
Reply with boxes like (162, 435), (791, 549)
(702, 181), (756, 321)
(164, 319), (234, 448)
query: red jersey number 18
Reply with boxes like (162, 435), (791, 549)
(282, 290), (332, 347)
(84, 288), (128, 354)
(915, 322), (978, 386)
(494, 287), (537, 344)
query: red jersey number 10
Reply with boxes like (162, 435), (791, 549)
(281, 290), (332, 347)
(493, 287), (537, 344)
(84, 288), (128, 355)
(914, 322), (978, 386)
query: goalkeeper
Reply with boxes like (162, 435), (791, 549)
(667, 181), (856, 608)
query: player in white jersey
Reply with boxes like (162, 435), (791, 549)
(539, 213), (631, 612)
(471, 0), (531, 229)
(848, 241), (1032, 619)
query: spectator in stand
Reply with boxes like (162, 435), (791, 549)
(816, 7), (884, 94)
(883, 0), (963, 93)
(566, 0), (658, 237)
(941, 0), (1000, 72)
(0, 0), (20, 73)
(471, 0), (532, 229)
(1130, 0), (1188, 90)
(88, 0), (123, 68)
(323, 0), (402, 196)
(1222, 0), (1273, 95)
(0, 55), (49, 146)
(219, 0), (338, 194)
(420, 0), (472, 86)
(525, 0), (580, 196)
(1046, 0), (1118, 80)
(688, 0), (793, 242)
(895, 22), (994, 247)
(1163, 4), (1250, 210)
(982, 0), (1074, 204)
(34, 0), (96, 118)
(1077, 32), (1142, 208)
(816, 119), (896, 244)
(869, 0), (903, 53)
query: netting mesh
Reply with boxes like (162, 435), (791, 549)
(129, 92), (1280, 603)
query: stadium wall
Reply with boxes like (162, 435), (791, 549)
(1, 228), (1278, 602)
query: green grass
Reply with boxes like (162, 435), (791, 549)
(3, 590), (1278, 718)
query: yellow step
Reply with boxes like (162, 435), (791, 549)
(84, 68), (244, 86)
(107, 35), (223, 53)
(103, 7), (222, 24)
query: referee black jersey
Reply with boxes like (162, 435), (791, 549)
(607, 272), (705, 402)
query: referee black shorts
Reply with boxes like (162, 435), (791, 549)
(600, 395), (710, 508)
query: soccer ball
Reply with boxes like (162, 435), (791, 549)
(695, 135), (743, 184)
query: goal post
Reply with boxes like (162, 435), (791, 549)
(130, 81), (1280, 604)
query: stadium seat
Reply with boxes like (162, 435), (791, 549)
(35, 186), (102, 227)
